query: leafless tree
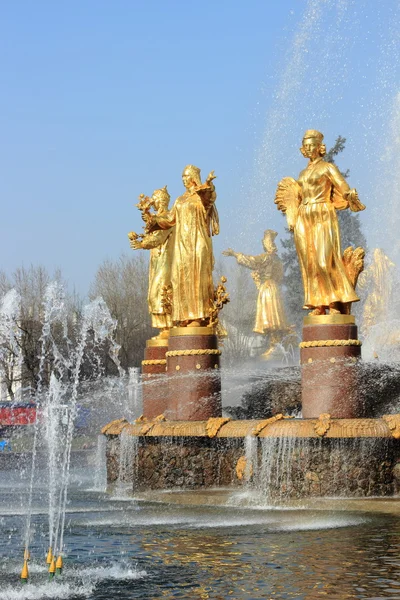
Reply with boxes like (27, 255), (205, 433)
(89, 254), (153, 370)
(215, 258), (258, 366)
(0, 265), (81, 397)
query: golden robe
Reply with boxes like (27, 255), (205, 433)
(295, 158), (359, 308)
(141, 229), (174, 329)
(235, 251), (289, 334)
(156, 188), (217, 323)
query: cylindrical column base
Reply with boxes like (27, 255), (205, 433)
(300, 316), (362, 419)
(166, 326), (222, 421)
(141, 338), (168, 418)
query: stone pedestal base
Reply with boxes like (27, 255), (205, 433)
(141, 338), (168, 418)
(165, 326), (222, 420)
(300, 315), (362, 418)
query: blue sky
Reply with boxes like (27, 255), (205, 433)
(1, 0), (399, 294)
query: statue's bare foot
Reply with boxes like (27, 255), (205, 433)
(309, 307), (325, 316)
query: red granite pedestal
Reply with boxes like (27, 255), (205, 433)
(165, 326), (222, 421)
(300, 315), (363, 419)
(141, 338), (168, 418)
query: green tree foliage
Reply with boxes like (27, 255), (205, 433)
(280, 136), (367, 329)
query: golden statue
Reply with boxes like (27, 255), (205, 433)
(223, 230), (291, 357)
(275, 130), (366, 316)
(358, 248), (396, 334)
(146, 165), (219, 327)
(128, 186), (174, 336)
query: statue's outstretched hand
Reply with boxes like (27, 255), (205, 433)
(128, 231), (142, 249)
(206, 170), (216, 183)
(222, 248), (235, 257)
(346, 189), (366, 212)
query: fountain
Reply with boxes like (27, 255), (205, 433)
(0, 281), (125, 585)
(101, 134), (400, 508)
(2, 2), (400, 598)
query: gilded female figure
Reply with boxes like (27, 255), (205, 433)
(275, 130), (365, 315)
(147, 165), (218, 326)
(223, 230), (289, 334)
(129, 186), (174, 336)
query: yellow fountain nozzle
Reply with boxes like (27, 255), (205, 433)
(56, 555), (63, 574)
(46, 547), (53, 564)
(24, 548), (30, 561)
(21, 559), (29, 582)
(49, 557), (56, 578)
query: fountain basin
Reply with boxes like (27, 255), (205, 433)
(102, 416), (400, 500)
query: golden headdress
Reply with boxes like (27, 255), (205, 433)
(303, 129), (324, 143)
(182, 164), (202, 186)
(152, 185), (170, 204)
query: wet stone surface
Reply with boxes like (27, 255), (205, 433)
(107, 436), (244, 489)
(106, 434), (400, 499)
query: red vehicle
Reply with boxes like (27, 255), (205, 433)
(0, 402), (37, 428)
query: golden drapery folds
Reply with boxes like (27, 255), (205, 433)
(141, 229), (174, 329)
(223, 230), (289, 334)
(275, 130), (366, 314)
(150, 166), (218, 325)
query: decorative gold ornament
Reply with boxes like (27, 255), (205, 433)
(169, 326), (216, 336)
(275, 130), (366, 315)
(209, 276), (230, 328)
(299, 339), (362, 348)
(154, 414), (166, 422)
(141, 359), (167, 366)
(304, 314), (355, 325)
(101, 416), (400, 440)
(166, 349), (221, 357)
(251, 413), (292, 436)
(140, 414), (166, 436)
(135, 415), (148, 423)
(160, 284), (173, 317)
(236, 455), (253, 481)
(382, 414), (400, 439)
(146, 337), (169, 347)
(314, 413), (332, 437)
(205, 417), (231, 438)
(101, 417), (129, 435)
